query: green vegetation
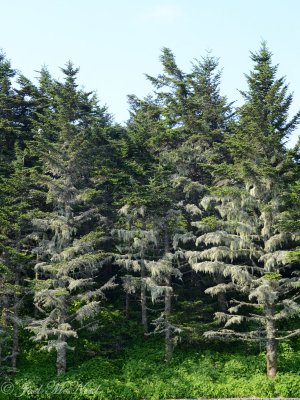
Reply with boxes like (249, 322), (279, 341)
(0, 42), (299, 399)
(2, 335), (300, 399)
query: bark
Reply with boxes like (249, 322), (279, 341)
(12, 320), (19, 371)
(56, 305), (67, 375)
(215, 274), (227, 312)
(165, 274), (172, 362)
(140, 260), (148, 334)
(56, 339), (67, 376)
(34, 253), (40, 319)
(11, 272), (20, 371)
(1, 296), (9, 328)
(125, 292), (130, 319)
(140, 220), (148, 335)
(11, 297), (19, 370)
(164, 231), (172, 362)
(265, 304), (277, 378)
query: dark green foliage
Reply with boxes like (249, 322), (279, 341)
(0, 53), (38, 371)
(26, 64), (118, 375)
(0, 43), (299, 396)
(227, 41), (300, 182)
(189, 42), (300, 379)
(0, 52), (34, 177)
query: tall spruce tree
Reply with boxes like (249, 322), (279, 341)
(281, 141), (300, 262)
(113, 96), (161, 334)
(0, 53), (37, 371)
(0, 51), (18, 177)
(114, 94), (184, 360)
(189, 43), (300, 378)
(0, 52), (35, 177)
(27, 63), (116, 375)
(146, 48), (233, 317)
(118, 48), (234, 357)
(0, 147), (38, 371)
(114, 205), (157, 335)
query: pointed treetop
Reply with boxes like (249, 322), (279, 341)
(160, 47), (184, 81)
(60, 61), (80, 89)
(238, 41), (300, 142)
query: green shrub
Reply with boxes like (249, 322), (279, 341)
(3, 336), (300, 399)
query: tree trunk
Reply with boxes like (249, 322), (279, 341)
(125, 291), (130, 319)
(34, 252), (40, 319)
(215, 274), (227, 312)
(11, 273), (20, 371)
(12, 320), (19, 371)
(164, 231), (172, 362)
(140, 261), (148, 334)
(11, 300), (19, 371)
(2, 296), (9, 328)
(56, 306), (67, 375)
(265, 304), (277, 378)
(165, 274), (172, 362)
(56, 339), (67, 375)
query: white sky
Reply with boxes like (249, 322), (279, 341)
(1, 0), (299, 146)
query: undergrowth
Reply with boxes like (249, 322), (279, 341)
(1, 335), (300, 400)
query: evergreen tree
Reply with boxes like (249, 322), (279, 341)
(117, 48), (233, 358)
(0, 53), (37, 371)
(114, 94), (184, 360)
(0, 52), (34, 177)
(281, 141), (300, 262)
(114, 205), (158, 335)
(27, 63), (116, 375)
(190, 43), (300, 378)
(146, 47), (233, 292)
(0, 145), (39, 370)
(0, 51), (18, 177)
(111, 96), (161, 335)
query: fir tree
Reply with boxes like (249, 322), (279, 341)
(0, 147), (36, 370)
(0, 51), (35, 177)
(27, 63), (116, 375)
(0, 51), (18, 177)
(144, 49), (234, 325)
(114, 94), (184, 360)
(0, 53), (37, 370)
(190, 43), (300, 378)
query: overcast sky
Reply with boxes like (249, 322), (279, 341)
(1, 0), (299, 146)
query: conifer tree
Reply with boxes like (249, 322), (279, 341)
(146, 48), (233, 316)
(190, 43), (300, 378)
(114, 205), (157, 334)
(0, 52), (34, 177)
(0, 148), (36, 370)
(0, 51), (18, 177)
(281, 141), (300, 262)
(0, 53), (37, 370)
(27, 63), (116, 375)
(112, 96), (161, 334)
(114, 95), (184, 359)
(149, 210), (183, 362)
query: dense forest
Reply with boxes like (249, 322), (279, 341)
(0, 42), (299, 399)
